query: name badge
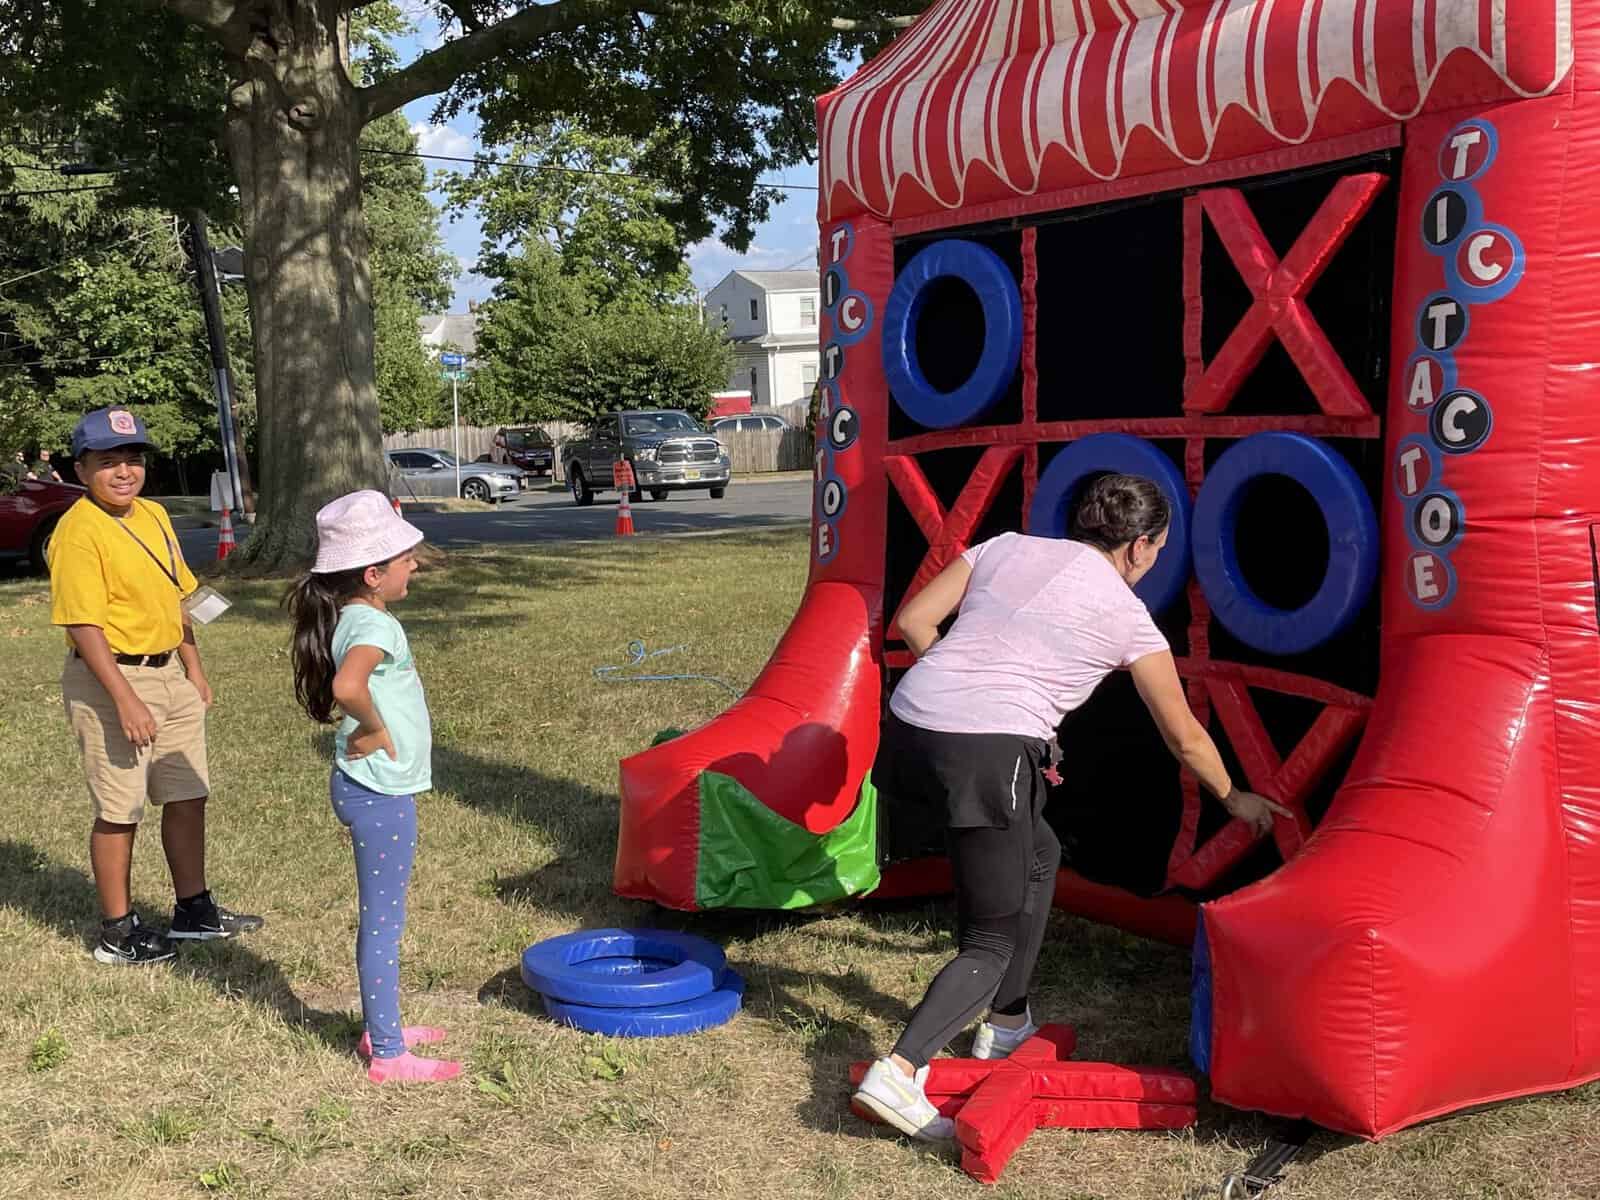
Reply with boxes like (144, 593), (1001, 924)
(182, 586), (231, 625)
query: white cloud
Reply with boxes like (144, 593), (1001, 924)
(409, 121), (476, 162)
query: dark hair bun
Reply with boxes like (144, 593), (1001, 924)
(1069, 473), (1171, 551)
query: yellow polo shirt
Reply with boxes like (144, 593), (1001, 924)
(49, 497), (198, 655)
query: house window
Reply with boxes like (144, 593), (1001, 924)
(801, 361), (818, 388)
(719, 303), (728, 322)
(800, 295), (817, 327)
(749, 367), (758, 401)
(749, 298), (759, 321)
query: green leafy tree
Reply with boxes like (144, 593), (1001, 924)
(560, 301), (733, 421)
(467, 243), (590, 426)
(0, 159), (255, 491)
(443, 127), (692, 308)
(0, 0), (915, 568)
(361, 111), (458, 433)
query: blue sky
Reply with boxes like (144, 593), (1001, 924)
(389, 6), (824, 313)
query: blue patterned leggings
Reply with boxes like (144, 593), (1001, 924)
(330, 769), (418, 1059)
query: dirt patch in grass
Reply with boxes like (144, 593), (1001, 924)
(2, 530), (1597, 1199)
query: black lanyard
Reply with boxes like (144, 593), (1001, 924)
(105, 501), (182, 589)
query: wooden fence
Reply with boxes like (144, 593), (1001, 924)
(382, 420), (813, 479)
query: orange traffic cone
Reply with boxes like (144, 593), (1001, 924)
(216, 507), (236, 560)
(615, 487), (636, 537)
(614, 459), (636, 537)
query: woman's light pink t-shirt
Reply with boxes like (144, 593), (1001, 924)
(889, 532), (1171, 741)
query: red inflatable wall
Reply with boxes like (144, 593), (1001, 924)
(615, 0), (1600, 1138)
(1201, 89), (1600, 1137)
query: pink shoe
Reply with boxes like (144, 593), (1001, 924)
(357, 1026), (448, 1060)
(367, 1051), (462, 1085)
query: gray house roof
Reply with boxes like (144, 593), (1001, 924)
(730, 270), (818, 292)
(417, 313), (478, 355)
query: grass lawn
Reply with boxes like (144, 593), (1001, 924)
(2, 529), (1596, 1200)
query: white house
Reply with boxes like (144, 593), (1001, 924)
(417, 312), (479, 359)
(704, 269), (821, 410)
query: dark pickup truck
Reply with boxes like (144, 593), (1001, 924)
(562, 410), (731, 505)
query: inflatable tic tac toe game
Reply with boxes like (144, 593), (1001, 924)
(616, 0), (1600, 1139)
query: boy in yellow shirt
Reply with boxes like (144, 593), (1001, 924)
(50, 407), (262, 965)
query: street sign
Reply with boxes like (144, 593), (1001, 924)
(440, 352), (466, 368)
(443, 369), (468, 381)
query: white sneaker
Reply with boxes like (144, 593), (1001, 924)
(971, 1010), (1039, 1060)
(851, 1058), (956, 1140)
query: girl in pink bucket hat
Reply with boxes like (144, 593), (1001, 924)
(285, 491), (460, 1084)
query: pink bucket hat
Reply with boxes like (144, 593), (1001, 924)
(311, 490), (424, 574)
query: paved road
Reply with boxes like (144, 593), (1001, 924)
(177, 480), (814, 562)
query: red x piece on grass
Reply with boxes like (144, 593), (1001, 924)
(1185, 175), (1387, 418)
(1166, 675), (1368, 891)
(849, 1026), (1196, 1184)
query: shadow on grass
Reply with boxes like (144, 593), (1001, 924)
(408, 708), (1339, 1169)
(0, 838), (355, 1051)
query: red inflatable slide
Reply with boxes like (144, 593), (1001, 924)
(616, 0), (1600, 1139)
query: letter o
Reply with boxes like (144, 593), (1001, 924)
(881, 240), (1022, 429)
(1191, 433), (1379, 656)
(1026, 433), (1192, 614)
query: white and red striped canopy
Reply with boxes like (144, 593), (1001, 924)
(818, 0), (1574, 225)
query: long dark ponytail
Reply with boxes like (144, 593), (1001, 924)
(285, 567), (373, 724)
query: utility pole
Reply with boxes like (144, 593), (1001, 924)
(183, 211), (250, 517)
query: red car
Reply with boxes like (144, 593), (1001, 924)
(0, 478), (83, 573)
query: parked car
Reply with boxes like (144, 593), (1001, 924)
(709, 413), (793, 434)
(386, 449), (521, 503)
(561, 410), (731, 505)
(0, 477), (83, 573)
(489, 425), (556, 478)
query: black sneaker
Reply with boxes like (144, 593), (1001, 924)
(94, 913), (176, 966)
(169, 892), (265, 941)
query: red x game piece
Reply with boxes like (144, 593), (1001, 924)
(850, 1025), (1197, 1183)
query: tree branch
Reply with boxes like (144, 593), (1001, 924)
(137, 0), (253, 55)
(830, 15), (919, 32)
(441, 0), (487, 34)
(361, 0), (637, 123)
(360, 1), (923, 124)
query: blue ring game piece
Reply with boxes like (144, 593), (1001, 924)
(1191, 432), (1378, 656)
(521, 928), (725, 1008)
(1027, 433), (1193, 615)
(541, 970), (746, 1038)
(882, 240), (1022, 429)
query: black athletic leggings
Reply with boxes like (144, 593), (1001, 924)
(889, 744), (1063, 1069)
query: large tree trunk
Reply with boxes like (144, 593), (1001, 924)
(223, 1), (388, 572)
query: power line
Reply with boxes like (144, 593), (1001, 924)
(0, 226), (164, 294)
(362, 146), (820, 190)
(3, 149), (819, 197)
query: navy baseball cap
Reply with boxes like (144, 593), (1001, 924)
(71, 407), (157, 457)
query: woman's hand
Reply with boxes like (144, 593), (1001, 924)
(345, 724), (397, 762)
(1221, 788), (1292, 836)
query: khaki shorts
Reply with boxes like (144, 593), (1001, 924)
(62, 653), (210, 824)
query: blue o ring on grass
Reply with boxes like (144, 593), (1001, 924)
(520, 928), (726, 1008)
(542, 970), (747, 1038)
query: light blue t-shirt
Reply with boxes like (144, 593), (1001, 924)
(332, 604), (432, 796)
